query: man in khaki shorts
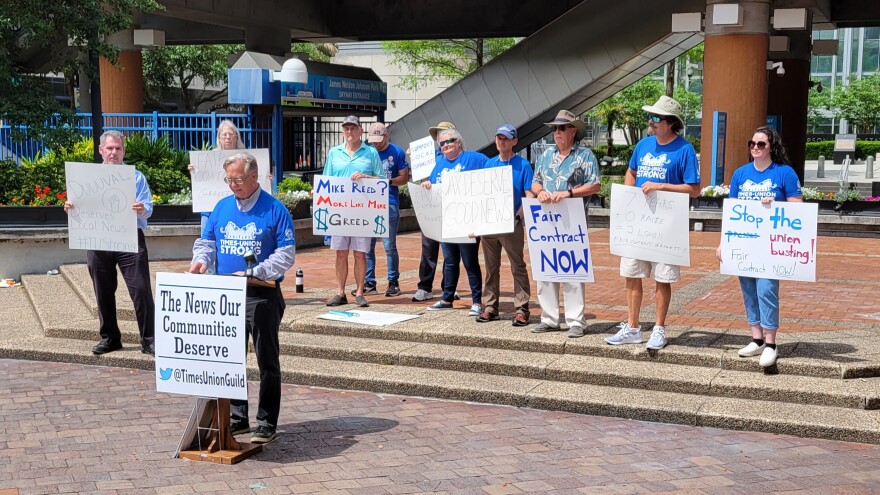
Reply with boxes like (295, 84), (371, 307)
(605, 96), (700, 350)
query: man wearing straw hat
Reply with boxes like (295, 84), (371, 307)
(530, 110), (600, 338)
(605, 95), (700, 350)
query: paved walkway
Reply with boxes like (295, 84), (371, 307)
(3, 358), (880, 495)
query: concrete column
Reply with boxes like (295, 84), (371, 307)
(99, 50), (145, 113)
(700, 0), (770, 186)
(767, 31), (811, 183)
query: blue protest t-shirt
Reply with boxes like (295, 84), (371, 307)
(629, 135), (700, 187)
(377, 143), (409, 206)
(485, 154), (534, 213)
(429, 150), (487, 184)
(205, 190), (296, 280)
(730, 162), (802, 201)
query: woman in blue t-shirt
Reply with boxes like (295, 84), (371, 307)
(716, 126), (802, 368)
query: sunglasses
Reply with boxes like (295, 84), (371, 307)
(552, 125), (574, 133)
(647, 114), (667, 123)
(438, 138), (458, 146)
(748, 140), (768, 150)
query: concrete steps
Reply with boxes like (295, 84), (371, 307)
(16, 265), (880, 445)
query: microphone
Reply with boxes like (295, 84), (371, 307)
(243, 249), (257, 278)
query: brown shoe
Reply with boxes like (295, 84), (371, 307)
(476, 311), (499, 323)
(512, 313), (529, 327)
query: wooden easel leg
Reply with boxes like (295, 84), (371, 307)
(178, 398), (262, 464)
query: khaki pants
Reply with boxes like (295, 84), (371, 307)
(481, 220), (530, 316)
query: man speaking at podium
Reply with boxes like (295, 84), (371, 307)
(188, 152), (296, 444)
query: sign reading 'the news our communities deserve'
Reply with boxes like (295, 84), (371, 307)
(311, 175), (390, 237)
(155, 273), (248, 400)
(720, 199), (818, 282)
(523, 198), (594, 283)
(65, 162), (138, 253)
(609, 183), (691, 266)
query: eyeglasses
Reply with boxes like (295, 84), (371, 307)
(648, 115), (667, 123)
(748, 140), (768, 150)
(223, 174), (254, 185)
(438, 138), (458, 146)
(552, 125), (574, 133)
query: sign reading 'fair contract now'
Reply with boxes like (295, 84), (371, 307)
(720, 199), (818, 282)
(609, 183), (691, 266)
(523, 198), (593, 283)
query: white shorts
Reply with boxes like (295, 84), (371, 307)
(619, 257), (680, 283)
(330, 235), (371, 253)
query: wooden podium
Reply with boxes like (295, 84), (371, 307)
(177, 398), (262, 464)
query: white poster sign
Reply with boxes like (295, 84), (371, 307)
(65, 162), (138, 253)
(609, 183), (691, 266)
(720, 199), (818, 282)
(154, 273), (248, 400)
(311, 175), (390, 237)
(409, 184), (474, 244)
(441, 166), (514, 238)
(189, 148), (272, 212)
(317, 309), (421, 326)
(523, 198), (593, 282)
(408, 135), (436, 182)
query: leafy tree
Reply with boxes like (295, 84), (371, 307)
(589, 98), (624, 153)
(381, 38), (516, 91)
(143, 44), (241, 112)
(617, 77), (664, 144)
(829, 73), (880, 133)
(291, 42), (336, 62)
(0, 0), (160, 149)
(807, 82), (832, 131)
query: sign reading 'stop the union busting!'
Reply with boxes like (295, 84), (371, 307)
(154, 272), (248, 400)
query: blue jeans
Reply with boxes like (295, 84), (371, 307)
(366, 204), (400, 284)
(440, 241), (482, 305)
(738, 276), (779, 331)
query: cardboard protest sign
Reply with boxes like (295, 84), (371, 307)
(409, 136), (437, 182)
(609, 183), (691, 266)
(189, 148), (272, 212)
(155, 273), (248, 400)
(65, 162), (138, 253)
(311, 175), (390, 237)
(409, 184), (474, 244)
(523, 198), (593, 282)
(720, 199), (818, 282)
(441, 166), (514, 238)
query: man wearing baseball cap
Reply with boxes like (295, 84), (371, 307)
(605, 95), (700, 350)
(323, 115), (384, 308)
(358, 122), (410, 297)
(475, 124), (533, 327)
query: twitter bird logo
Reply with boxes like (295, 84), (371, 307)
(159, 368), (173, 381)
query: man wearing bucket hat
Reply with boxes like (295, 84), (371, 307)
(605, 95), (700, 350)
(530, 110), (600, 338)
(475, 124), (534, 326)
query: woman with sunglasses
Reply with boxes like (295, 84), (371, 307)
(718, 126), (802, 367)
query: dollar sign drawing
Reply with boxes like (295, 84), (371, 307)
(373, 215), (387, 235)
(314, 208), (330, 231)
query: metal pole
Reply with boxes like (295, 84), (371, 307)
(88, 49), (103, 162)
(817, 155), (825, 179)
(867, 156), (874, 180)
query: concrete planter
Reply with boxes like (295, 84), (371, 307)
(0, 205), (200, 227)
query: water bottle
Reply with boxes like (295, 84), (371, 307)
(295, 267), (304, 293)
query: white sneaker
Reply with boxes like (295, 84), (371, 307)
(412, 289), (434, 302)
(759, 346), (778, 367)
(468, 304), (481, 317)
(738, 342), (766, 357)
(605, 322), (642, 345)
(646, 326), (667, 350)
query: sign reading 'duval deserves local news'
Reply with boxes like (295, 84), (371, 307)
(523, 198), (593, 282)
(409, 184), (474, 244)
(155, 273), (247, 400)
(609, 183), (691, 266)
(311, 175), (390, 237)
(441, 166), (514, 238)
(408, 135), (436, 182)
(65, 162), (138, 253)
(720, 199), (818, 282)
(189, 148), (272, 213)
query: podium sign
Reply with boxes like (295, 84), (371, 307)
(155, 273), (248, 400)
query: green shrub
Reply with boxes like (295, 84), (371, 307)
(138, 166), (190, 198)
(685, 136), (701, 153)
(0, 159), (28, 204)
(277, 176), (313, 193)
(805, 140), (880, 160)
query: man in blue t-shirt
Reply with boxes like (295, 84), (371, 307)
(322, 115), (384, 308)
(476, 124), (534, 327)
(358, 122), (410, 297)
(189, 152), (296, 445)
(606, 96), (700, 351)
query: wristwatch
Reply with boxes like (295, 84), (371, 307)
(568, 188), (574, 198)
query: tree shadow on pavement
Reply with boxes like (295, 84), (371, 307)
(254, 416), (399, 463)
